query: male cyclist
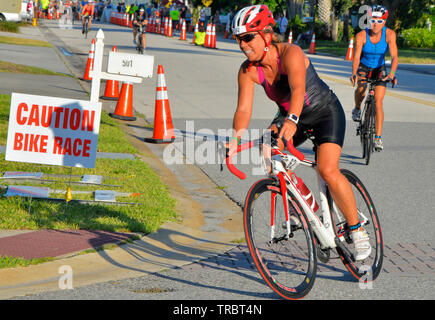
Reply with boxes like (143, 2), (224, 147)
(133, 6), (148, 50)
(350, 5), (398, 151)
(82, 0), (95, 33)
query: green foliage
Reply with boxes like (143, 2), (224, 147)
(288, 14), (307, 37)
(0, 21), (19, 33)
(253, 0), (287, 14)
(331, 0), (353, 17)
(400, 28), (435, 48)
(393, 0), (433, 30)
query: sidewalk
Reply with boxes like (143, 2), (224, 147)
(0, 21), (243, 299)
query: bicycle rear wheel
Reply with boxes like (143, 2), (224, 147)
(244, 178), (317, 300)
(327, 169), (383, 282)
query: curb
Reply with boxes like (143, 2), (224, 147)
(0, 21), (243, 299)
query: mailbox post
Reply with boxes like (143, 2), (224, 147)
(89, 29), (154, 104)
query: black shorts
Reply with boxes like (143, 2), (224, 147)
(270, 95), (346, 148)
(134, 24), (147, 33)
(357, 63), (387, 87)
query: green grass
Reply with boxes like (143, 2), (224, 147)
(0, 94), (177, 234)
(0, 60), (69, 76)
(314, 40), (435, 64)
(0, 21), (19, 33)
(0, 36), (53, 48)
(0, 255), (55, 269)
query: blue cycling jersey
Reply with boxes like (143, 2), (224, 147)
(360, 27), (388, 68)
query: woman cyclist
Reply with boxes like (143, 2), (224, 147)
(227, 5), (371, 261)
(351, 5), (398, 151)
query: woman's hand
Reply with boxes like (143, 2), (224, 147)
(278, 120), (297, 144)
(225, 137), (240, 157)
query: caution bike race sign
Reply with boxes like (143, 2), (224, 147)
(5, 93), (102, 169)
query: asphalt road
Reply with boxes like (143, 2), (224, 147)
(10, 19), (435, 301)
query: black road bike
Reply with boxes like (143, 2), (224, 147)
(82, 16), (90, 39)
(357, 78), (394, 165)
(136, 24), (147, 54)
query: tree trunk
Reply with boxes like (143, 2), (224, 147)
(332, 13), (339, 42)
(318, 0), (332, 38)
(343, 9), (350, 43)
(287, 0), (295, 19)
(287, 0), (305, 19)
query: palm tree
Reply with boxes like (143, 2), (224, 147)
(318, 0), (332, 38)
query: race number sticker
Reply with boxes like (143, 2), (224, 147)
(107, 51), (154, 78)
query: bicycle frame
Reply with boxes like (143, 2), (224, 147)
(269, 147), (337, 250)
(226, 140), (343, 251)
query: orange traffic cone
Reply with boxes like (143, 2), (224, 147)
(109, 82), (136, 121)
(210, 24), (217, 49)
(144, 65), (175, 144)
(164, 17), (168, 36)
(192, 23), (198, 44)
(204, 23), (211, 47)
(288, 30), (293, 44)
(345, 37), (354, 61)
(224, 24), (229, 39)
(179, 20), (187, 40)
(168, 18), (173, 37)
(308, 33), (316, 54)
(80, 39), (95, 81)
(101, 47), (120, 100)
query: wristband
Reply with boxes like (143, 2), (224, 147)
(232, 136), (241, 145)
(287, 113), (299, 125)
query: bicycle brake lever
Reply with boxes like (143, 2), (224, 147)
(217, 141), (226, 172)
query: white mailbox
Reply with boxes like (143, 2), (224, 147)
(107, 52), (154, 78)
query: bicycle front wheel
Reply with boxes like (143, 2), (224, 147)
(244, 178), (317, 300)
(327, 169), (383, 281)
(364, 100), (375, 165)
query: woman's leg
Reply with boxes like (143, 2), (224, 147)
(316, 142), (359, 226)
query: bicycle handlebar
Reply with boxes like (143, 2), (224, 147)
(225, 141), (253, 180)
(224, 137), (305, 180)
(363, 77), (396, 88)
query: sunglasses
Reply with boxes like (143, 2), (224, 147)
(236, 33), (257, 43)
(370, 19), (385, 24)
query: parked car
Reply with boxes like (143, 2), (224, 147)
(0, 1), (31, 22)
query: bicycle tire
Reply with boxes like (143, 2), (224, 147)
(327, 169), (383, 282)
(359, 120), (366, 160)
(364, 99), (375, 165)
(244, 178), (317, 300)
(85, 22), (88, 39)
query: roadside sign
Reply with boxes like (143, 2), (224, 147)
(202, 0), (213, 8)
(5, 93), (102, 169)
(107, 52), (154, 78)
